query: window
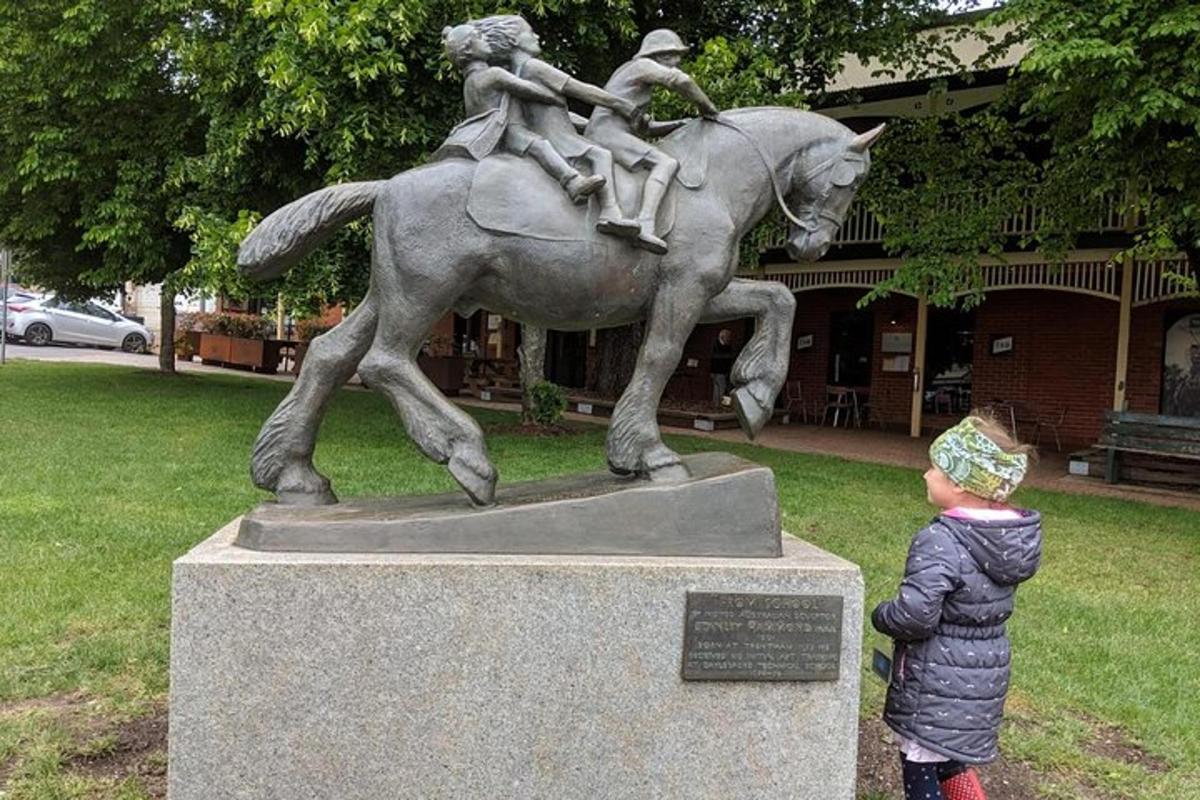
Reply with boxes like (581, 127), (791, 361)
(84, 303), (117, 321)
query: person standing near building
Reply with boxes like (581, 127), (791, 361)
(710, 328), (734, 407)
(873, 413), (1042, 800)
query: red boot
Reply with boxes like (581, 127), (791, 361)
(940, 767), (987, 800)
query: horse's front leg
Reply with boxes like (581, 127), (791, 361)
(607, 287), (707, 480)
(700, 278), (796, 440)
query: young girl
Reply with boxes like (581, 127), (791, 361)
(872, 412), (1042, 800)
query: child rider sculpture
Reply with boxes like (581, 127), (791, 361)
(437, 23), (605, 204)
(472, 15), (643, 239)
(586, 29), (720, 254)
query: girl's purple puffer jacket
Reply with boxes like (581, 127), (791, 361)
(872, 511), (1042, 764)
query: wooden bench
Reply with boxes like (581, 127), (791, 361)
(1099, 411), (1200, 486)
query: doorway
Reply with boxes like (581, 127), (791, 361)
(925, 308), (976, 414)
(828, 310), (873, 387)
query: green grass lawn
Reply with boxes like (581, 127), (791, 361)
(1, 361), (1196, 799)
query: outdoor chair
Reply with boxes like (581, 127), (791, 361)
(1033, 406), (1068, 452)
(932, 389), (954, 415)
(782, 380), (811, 423)
(821, 385), (858, 428)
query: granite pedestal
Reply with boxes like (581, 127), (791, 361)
(169, 523), (863, 800)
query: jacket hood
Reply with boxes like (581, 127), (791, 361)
(938, 510), (1043, 586)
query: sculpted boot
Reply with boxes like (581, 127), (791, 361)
(564, 173), (606, 204)
(633, 173), (671, 254)
(594, 181), (640, 238)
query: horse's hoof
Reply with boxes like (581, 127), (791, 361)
(648, 462), (690, 482)
(732, 386), (771, 441)
(449, 452), (498, 507)
(271, 464), (338, 505)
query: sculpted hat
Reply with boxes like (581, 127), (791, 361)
(636, 29), (689, 58)
(929, 416), (1029, 502)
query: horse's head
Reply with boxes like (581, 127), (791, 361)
(784, 124), (884, 261)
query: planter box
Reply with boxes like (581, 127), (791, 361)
(198, 333), (232, 364)
(418, 355), (465, 396)
(229, 337), (266, 368)
(198, 333), (295, 374)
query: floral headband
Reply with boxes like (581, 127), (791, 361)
(929, 417), (1028, 502)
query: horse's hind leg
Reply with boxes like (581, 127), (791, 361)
(357, 298), (497, 506)
(700, 278), (796, 439)
(251, 293), (378, 505)
(607, 287), (706, 480)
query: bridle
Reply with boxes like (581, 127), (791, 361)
(710, 116), (865, 234)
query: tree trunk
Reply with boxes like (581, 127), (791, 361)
(518, 324), (547, 424)
(158, 284), (176, 374)
(589, 322), (643, 399)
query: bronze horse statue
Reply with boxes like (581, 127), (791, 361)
(239, 108), (883, 506)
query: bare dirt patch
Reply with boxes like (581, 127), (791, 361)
(482, 420), (585, 437)
(1080, 715), (1169, 774)
(0, 692), (167, 798)
(70, 707), (168, 797)
(857, 716), (1043, 799)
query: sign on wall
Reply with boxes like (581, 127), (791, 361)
(991, 335), (1014, 356)
(1163, 314), (1200, 417)
(881, 333), (912, 354)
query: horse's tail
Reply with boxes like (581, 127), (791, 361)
(238, 180), (385, 280)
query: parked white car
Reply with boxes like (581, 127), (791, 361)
(4, 296), (153, 352)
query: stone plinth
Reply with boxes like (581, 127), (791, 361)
(170, 523), (863, 800)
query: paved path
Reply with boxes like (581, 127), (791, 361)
(1, 342), (298, 381)
(6, 345), (1196, 510)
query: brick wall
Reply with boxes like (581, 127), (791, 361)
(972, 291), (1118, 445)
(786, 289), (917, 427)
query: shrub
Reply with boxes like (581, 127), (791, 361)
(206, 312), (272, 339)
(295, 317), (333, 342)
(528, 381), (568, 427)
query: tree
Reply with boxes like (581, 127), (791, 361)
(994, 0), (1200, 271)
(0, 1), (206, 372)
(854, 2), (1200, 306)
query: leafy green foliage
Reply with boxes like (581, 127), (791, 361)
(857, 107), (1038, 307)
(528, 380), (568, 427)
(994, 0), (1200, 267)
(0, 1), (203, 297)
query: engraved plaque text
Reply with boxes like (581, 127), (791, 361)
(682, 592), (842, 681)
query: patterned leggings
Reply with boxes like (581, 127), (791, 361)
(900, 755), (987, 800)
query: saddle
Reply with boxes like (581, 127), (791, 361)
(464, 121), (709, 244)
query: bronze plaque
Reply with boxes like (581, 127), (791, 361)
(681, 592), (842, 681)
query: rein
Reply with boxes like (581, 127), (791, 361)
(707, 116), (856, 232)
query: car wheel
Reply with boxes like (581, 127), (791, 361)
(24, 323), (52, 346)
(121, 333), (147, 354)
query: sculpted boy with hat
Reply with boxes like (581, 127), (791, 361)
(586, 29), (720, 253)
